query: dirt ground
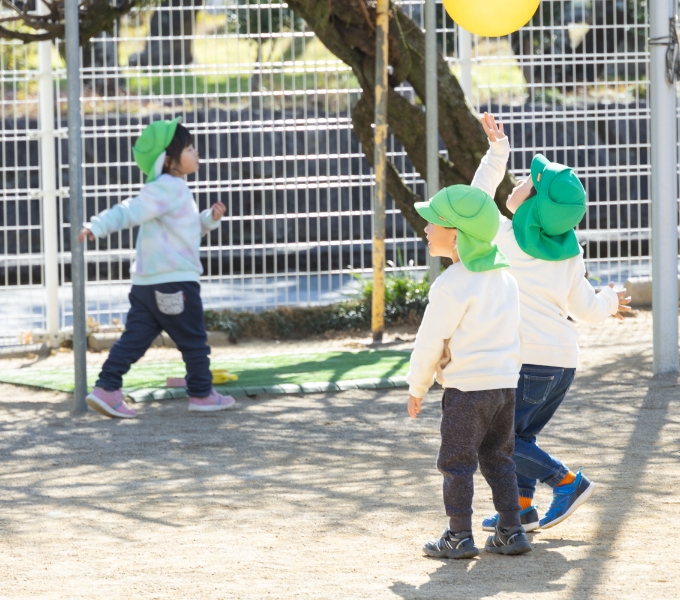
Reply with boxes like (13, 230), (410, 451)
(0, 311), (678, 599)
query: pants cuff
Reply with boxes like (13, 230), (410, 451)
(546, 466), (569, 488)
(518, 489), (535, 499)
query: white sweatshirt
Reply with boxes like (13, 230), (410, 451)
(406, 261), (521, 398)
(471, 138), (620, 368)
(88, 175), (221, 286)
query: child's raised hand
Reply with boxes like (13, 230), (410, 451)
(78, 228), (95, 243)
(608, 282), (632, 321)
(481, 112), (506, 142)
(212, 201), (226, 221)
(407, 395), (422, 419)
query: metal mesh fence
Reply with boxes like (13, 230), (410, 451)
(0, 0), (664, 343)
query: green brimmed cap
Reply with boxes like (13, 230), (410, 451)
(512, 154), (586, 261)
(132, 117), (182, 183)
(414, 185), (509, 272)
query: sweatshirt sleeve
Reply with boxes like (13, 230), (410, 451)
(200, 209), (221, 236)
(470, 137), (511, 200)
(406, 286), (466, 398)
(566, 260), (620, 324)
(87, 181), (175, 238)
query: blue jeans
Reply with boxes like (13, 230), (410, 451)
(96, 282), (212, 397)
(513, 364), (576, 499)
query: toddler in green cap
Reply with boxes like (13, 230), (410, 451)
(77, 119), (236, 418)
(406, 182), (532, 558)
(472, 112), (631, 532)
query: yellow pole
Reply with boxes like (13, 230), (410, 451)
(372, 0), (389, 343)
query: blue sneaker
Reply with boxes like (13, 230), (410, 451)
(540, 470), (596, 529)
(481, 506), (540, 532)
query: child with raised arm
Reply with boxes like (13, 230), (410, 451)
(474, 112), (630, 530)
(407, 185), (532, 559)
(78, 118), (236, 418)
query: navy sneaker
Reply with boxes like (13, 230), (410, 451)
(485, 525), (532, 555)
(482, 506), (540, 532)
(422, 528), (479, 559)
(540, 470), (596, 529)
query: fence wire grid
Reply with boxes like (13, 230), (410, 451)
(0, 0), (670, 343)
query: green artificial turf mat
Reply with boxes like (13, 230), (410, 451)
(0, 350), (410, 395)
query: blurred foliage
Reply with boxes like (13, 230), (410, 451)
(205, 268), (431, 342)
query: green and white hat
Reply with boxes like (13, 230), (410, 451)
(414, 185), (509, 272)
(512, 154), (586, 261)
(132, 117), (182, 183)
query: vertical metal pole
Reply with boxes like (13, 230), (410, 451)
(372, 0), (389, 343)
(425, 0), (440, 282)
(38, 1), (59, 345)
(65, 0), (88, 411)
(650, 0), (679, 374)
(458, 27), (473, 103)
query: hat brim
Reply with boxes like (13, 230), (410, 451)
(531, 154), (550, 189)
(414, 201), (456, 228)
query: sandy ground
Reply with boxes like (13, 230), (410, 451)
(0, 311), (678, 599)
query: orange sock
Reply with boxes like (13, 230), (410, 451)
(557, 471), (577, 486)
(519, 497), (533, 510)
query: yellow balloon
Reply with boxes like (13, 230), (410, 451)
(442, 0), (541, 38)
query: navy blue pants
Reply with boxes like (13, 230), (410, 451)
(513, 364), (576, 499)
(96, 282), (212, 397)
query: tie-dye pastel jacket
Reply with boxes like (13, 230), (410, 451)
(87, 174), (221, 286)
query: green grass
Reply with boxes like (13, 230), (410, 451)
(0, 350), (410, 394)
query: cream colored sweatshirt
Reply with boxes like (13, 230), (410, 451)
(406, 261), (521, 398)
(471, 137), (620, 368)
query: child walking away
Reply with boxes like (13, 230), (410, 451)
(78, 118), (236, 418)
(474, 113), (631, 530)
(407, 186), (531, 559)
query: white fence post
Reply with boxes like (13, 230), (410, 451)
(37, 0), (59, 345)
(650, 0), (679, 374)
(458, 27), (473, 104)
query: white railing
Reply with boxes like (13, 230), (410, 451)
(0, 0), (665, 343)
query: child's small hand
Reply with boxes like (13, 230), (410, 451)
(407, 395), (422, 419)
(608, 282), (632, 321)
(481, 112), (506, 142)
(78, 228), (95, 243)
(212, 201), (226, 221)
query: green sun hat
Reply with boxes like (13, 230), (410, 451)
(512, 154), (586, 261)
(414, 185), (509, 272)
(132, 117), (182, 183)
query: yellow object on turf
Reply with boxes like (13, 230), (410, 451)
(442, 0), (540, 38)
(211, 369), (238, 384)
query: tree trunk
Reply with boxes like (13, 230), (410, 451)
(284, 0), (515, 240)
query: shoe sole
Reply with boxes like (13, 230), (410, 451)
(86, 395), (136, 419)
(482, 519), (540, 533)
(188, 400), (236, 412)
(485, 540), (532, 556)
(540, 481), (596, 530)
(423, 546), (480, 559)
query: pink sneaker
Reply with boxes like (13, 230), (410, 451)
(188, 388), (236, 412)
(86, 388), (137, 419)
(166, 377), (187, 388)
